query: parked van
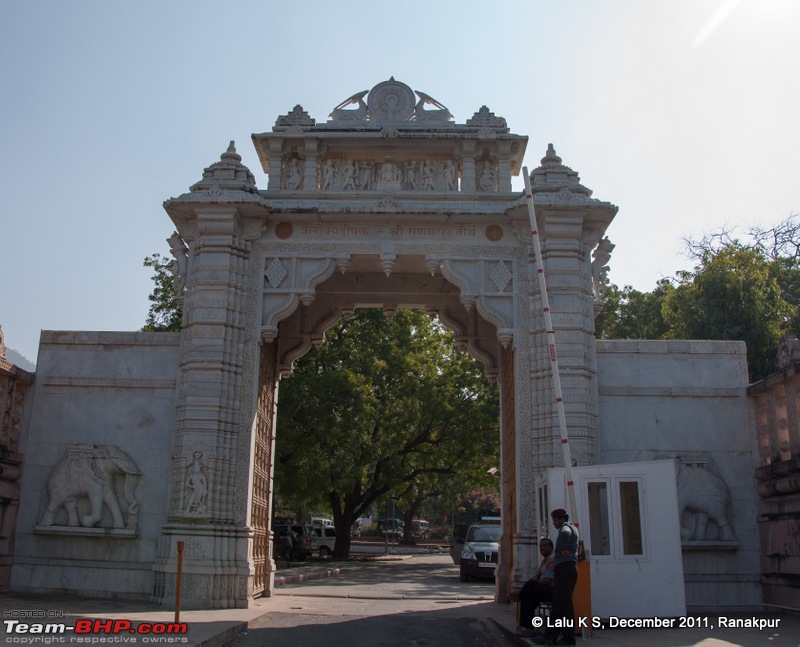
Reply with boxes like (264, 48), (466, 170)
(411, 519), (431, 539)
(314, 525), (337, 557)
(273, 522), (317, 561)
(311, 517), (333, 528)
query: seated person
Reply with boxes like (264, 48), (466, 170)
(514, 538), (555, 636)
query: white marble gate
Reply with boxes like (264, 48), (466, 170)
(8, 78), (617, 609)
(154, 78), (617, 607)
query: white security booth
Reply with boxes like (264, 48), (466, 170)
(540, 460), (687, 618)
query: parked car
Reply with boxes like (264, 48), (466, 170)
(377, 518), (404, 537)
(273, 522), (317, 561)
(459, 521), (501, 582)
(411, 519), (431, 540)
(311, 517), (333, 528)
(314, 525), (337, 557)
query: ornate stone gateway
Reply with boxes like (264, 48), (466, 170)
(8, 79), (620, 609)
(154, 78), (617, 607)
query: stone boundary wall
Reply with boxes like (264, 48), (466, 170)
(10, 331), (180, 600)
(595, 339), (761, 611)
(748, 346), (800, 611)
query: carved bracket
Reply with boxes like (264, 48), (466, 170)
(440, 258), (515, 348)
(261, 255), (346, 342)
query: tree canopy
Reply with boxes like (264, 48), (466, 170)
(274, 308), (500, 556)
(597, 216), (800, 382)
(142, 253), (182, 332)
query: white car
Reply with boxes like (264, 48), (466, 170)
(459, 521), (501, 581)
(314, 525), (337, 557)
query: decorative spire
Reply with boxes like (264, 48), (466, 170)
(220, 141), (242, 163)
(528, 143), (593, 197)
(274, 105), (316, 131)
(466, 106), (508, 132)
(540, 143), (562, 166)
(190, 141), (257, 194)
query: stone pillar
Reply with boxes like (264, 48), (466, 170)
(526, 146), (617, 476)
(461, 142), (476, 192)
(497, 345), (516, 602)
(0, 342), (33, 592)
(153, 208), (259, 609)
(267, 140), (282, 191)
(535, 210), (598, 467)
(497, 141), (512, 192)
(302, 139), (319, 191)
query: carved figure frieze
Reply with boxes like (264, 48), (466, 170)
(183, 450), (209, 515)
(675, 456), (736, 542)
(318, 158), (460, 192)
(283, 158), (303, 190)
(476, 160), (497, 192)
(38, 444), (141, 532)
(591, 237), (615, 301)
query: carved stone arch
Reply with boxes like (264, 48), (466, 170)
(261, 255), (346, 342)
(439, 258), (515, 349)
(437, 305), (500, 381)
(276, 304), (343, 377)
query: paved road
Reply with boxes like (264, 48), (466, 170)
(229, 555), (510, 647)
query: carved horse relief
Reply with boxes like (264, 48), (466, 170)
(39, 444), (141, 531)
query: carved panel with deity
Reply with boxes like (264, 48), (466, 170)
(316, 158), (460, 192)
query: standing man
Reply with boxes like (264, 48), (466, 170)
(534, 508), (579, 645)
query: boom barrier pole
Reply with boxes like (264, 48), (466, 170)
(522, 167), (580, 529)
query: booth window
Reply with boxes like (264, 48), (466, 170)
(619, 481), (643, 555)
(585, 478), (645, 558)
(587, 481), (611, 555)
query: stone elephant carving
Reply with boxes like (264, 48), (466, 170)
(39, 444), (141, 529)
(676, 458), (735, 541)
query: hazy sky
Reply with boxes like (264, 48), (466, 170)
(1, 0), (799, 363)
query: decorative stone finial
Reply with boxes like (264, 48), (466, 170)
(189, 141), (257, 194)
(220, 141), (242, 163)
(528, 144), (592, 198)
(274, 105), (316, 131)
(466, 106), (508, 132)
(541, 143), (562, 165)
(326, 78), (454, 125)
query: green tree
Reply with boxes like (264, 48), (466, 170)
(142, 253), (182, 332)
(274, 308), (500, 557)
(663, 243), (794, 381)
(596, 280), (673, 340)
(597, 217), (800, 382)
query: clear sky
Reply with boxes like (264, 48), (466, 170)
(1, 0), (798, 364)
